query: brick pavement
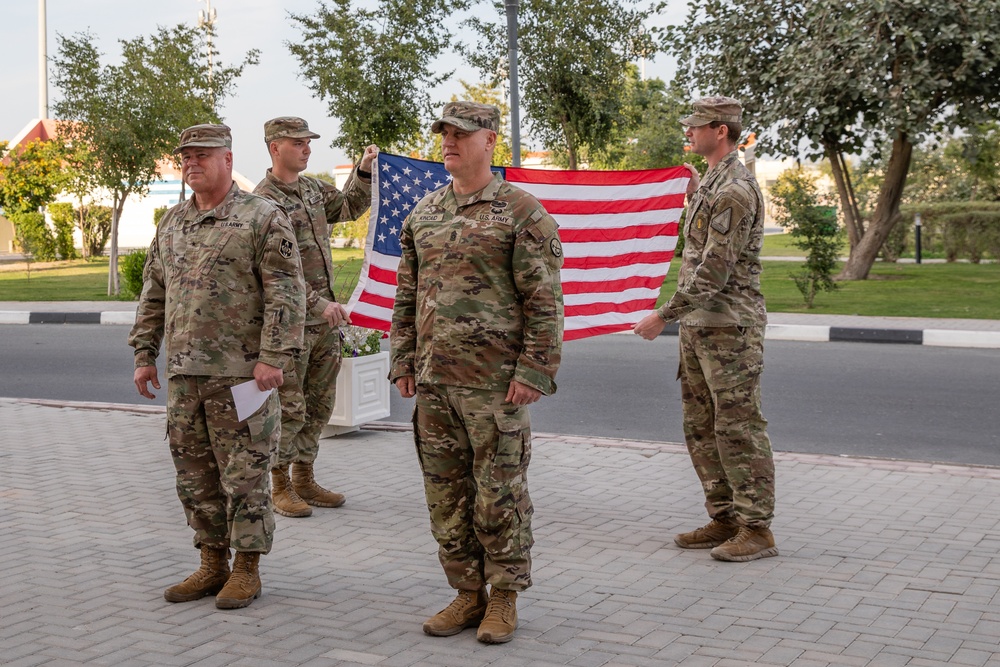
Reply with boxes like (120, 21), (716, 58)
(2, 398), (999, 667)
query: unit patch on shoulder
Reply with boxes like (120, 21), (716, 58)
(710, 208), (733, 235)
(279, 238), (294, 259)
(549, 237), (563, 257)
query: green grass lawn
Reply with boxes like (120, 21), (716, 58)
(761, 232), (849, 257)
(656, 260), (1000, 319)
(2, 247), (998, 320)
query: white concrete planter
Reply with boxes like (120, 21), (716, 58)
(323, 351), (391, 437)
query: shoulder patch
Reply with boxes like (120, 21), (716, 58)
(710, 208), (733, 235)
(279, 238), (294, 259)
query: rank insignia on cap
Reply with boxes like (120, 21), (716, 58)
(279, 239), (294, 259)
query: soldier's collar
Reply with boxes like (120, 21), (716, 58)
(448, 172), (504, 208)
(702, 150), (741, 190)
(186, 182), (240, 223)
(265, 168), (302, 197)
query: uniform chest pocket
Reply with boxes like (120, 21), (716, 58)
(200, 231), (256, 293)
(460, 213), (514, 254)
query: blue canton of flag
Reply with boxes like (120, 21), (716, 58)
(371, 154), (453, 256)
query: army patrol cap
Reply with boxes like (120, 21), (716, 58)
(173, 124), (232, 154)
(680, 96), (743, 127)
(431, 101), (500, 134)
(264, 116), (321, 144)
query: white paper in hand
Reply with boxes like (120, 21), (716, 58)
(231, 379), (274, 422)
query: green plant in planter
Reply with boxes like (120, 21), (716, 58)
(341, 325), (383, 357)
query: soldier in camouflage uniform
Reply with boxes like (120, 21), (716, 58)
(253, 117), (378, 518)
(634, 97), (778, 562)
(129, 124), (306, 609)
(390, 101), (563, 644)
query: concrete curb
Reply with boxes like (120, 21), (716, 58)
(3, 309), (999, 349)
(654, 321), (1000, 348)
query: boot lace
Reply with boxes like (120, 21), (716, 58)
(485, 590), (515, 623)
(729, 526), (755, 544)
(443, 589), (478, 617)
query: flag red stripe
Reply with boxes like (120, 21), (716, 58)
(540, 193), (685, 215)
(366, 264), (398, 286)
(358, 291), (395, 310)
(564, 300), (657, 317)
(349, 311), (392, 331)
(507, 166), (690, 186)
(559, 222), (679, 243)
(562, 275), (666, 294)
(563, 323), (635, 341)
(563, 251), (674, 270)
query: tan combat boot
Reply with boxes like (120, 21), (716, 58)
(422, 588), (488, 636)
(292, 461), (345, 508)
(674, 517), (740, 549)
(710, 526), (779, 562)
(477, 588), (518, 644)
(163, 546), (230, 602)
(272, 465), (312, 517)
(216, 552), (262, 609)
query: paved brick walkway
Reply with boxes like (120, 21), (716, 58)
(2, 398), (999, 666)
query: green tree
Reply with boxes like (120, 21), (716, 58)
(0, 138), (69, 217)
(770, 168), (842, 308)
(51, 24), (258, 294)
(466, 0), (658, 170)
(11, 212), (56, 276)
(415, 80), (514, 166)
(669, 0), (1000, 280)
(586, 74), (696, 171)
(288, 0), (469, 160)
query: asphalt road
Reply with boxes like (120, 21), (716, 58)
(2, 324), (998, 466)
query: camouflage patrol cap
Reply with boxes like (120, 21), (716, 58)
(173, 124), (232, 154)
(680, 96), (743, 127)
(264, 117), (321, 144)
(431, 101), (500, 134)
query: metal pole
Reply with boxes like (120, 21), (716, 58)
(38, 0), (48, 118)
(914, 213), (922, 264)
(504, 0), (521, 167)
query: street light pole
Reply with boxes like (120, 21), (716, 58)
(39, 0), (48, 119)
(198, 0), (218, 107)
(504, 0), (521, 167)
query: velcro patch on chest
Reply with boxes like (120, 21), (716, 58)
(710, 208), (733, 235)
(215, 221), (250, 230)
(307, 193), (323, 206)
(477, 212), (514, 226)
(414, 213), (445, 223)
(279, 238), (294, 259)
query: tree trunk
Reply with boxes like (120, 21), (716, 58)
(825, 144), (862, 250)
(77, 203), (88, 261)
(837, 134), (913, 281)
(108, 194), (123, 296)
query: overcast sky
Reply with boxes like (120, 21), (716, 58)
(1, 0), (685, 180)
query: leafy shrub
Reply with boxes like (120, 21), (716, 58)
(119, 248), (148, 300)
(48, 202), (79, 260)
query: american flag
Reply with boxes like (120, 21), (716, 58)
(346, 153), (688, 341)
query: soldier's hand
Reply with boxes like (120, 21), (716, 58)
(395, 376), (415, 399)
(359, 145), (380, 172)
(253, 362), (284, 392)
(506, 380), (541, 406)
(323, 302), (352, 328)
(684, 163), (700, 196)
(134, 366), (160, 400)
(633, 313), (667, 341)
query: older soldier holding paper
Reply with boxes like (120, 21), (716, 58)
(129, 123), (306, 609)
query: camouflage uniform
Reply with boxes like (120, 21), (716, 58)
(129, 129), (306, 554)
(391, 153), (564, 591)
(657, 119), (774, 528)
(253, 117), (371, 468)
